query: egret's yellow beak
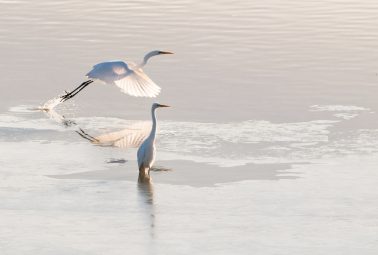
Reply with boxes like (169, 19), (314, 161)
(159, 51), (174, 55)
(158, 104), (170, 107)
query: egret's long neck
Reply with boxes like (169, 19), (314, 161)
(149, 107), (158, 140)
(139, 51), (158, 67)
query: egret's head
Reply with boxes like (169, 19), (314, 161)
(148, 50), (174, 57)
(157, 50), (174, 55)
(152, 103), (170, 109)
(142, 50), (174, 66)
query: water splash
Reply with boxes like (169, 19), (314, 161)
(38, 95), (64, 111)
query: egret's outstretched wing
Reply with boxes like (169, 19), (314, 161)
(86, 61), (161, 98)
(114, 68), (161, 98)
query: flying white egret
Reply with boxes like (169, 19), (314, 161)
(137, 103), (169, 180)
(60, 50), (173, 102)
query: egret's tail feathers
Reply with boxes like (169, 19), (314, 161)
(114, 70), (161, 98)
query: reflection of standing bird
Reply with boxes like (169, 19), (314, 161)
(137, 103), (169, 180)
(137, 178), (155, 238)
(60, 50), (173, 102)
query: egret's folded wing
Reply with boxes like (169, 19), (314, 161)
(86, 61), (130, 83)
(114, 69), (161, 98)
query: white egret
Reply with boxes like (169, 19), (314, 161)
(137, 103), (169, 180)
(60, 50), (173, 102)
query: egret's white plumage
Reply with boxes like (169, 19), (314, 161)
(137, 103), (169, 176)
(60, 50), (173, 102)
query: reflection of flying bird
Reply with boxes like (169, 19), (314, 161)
(77, 121), (151, 149)
(41, 107), (76, 127)
(137, 103), (169, 180)
(60, 50), (173, 102)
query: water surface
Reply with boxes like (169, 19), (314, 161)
(1, 0), (378, 254)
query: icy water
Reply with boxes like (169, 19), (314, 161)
(1, 0), (378, 254)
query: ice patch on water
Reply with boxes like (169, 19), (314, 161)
(310, 105), (370, 112)
(310, 105), (373, 120)
(333, 113), (359, 120)
(159, 120), (336, 144)
(2, 104), (378, 166)
(0, 116), (65, 131)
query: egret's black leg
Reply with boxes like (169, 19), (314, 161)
(69, 80), (93, 95)
(67, 80), (93, 99)
(60, 80), (93, 102)
(61, 80), (93, 101)
(62, 80), (90, 98)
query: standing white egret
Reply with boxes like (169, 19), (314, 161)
(60, 50), (173, 102)
(137, 103), (169, 180)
